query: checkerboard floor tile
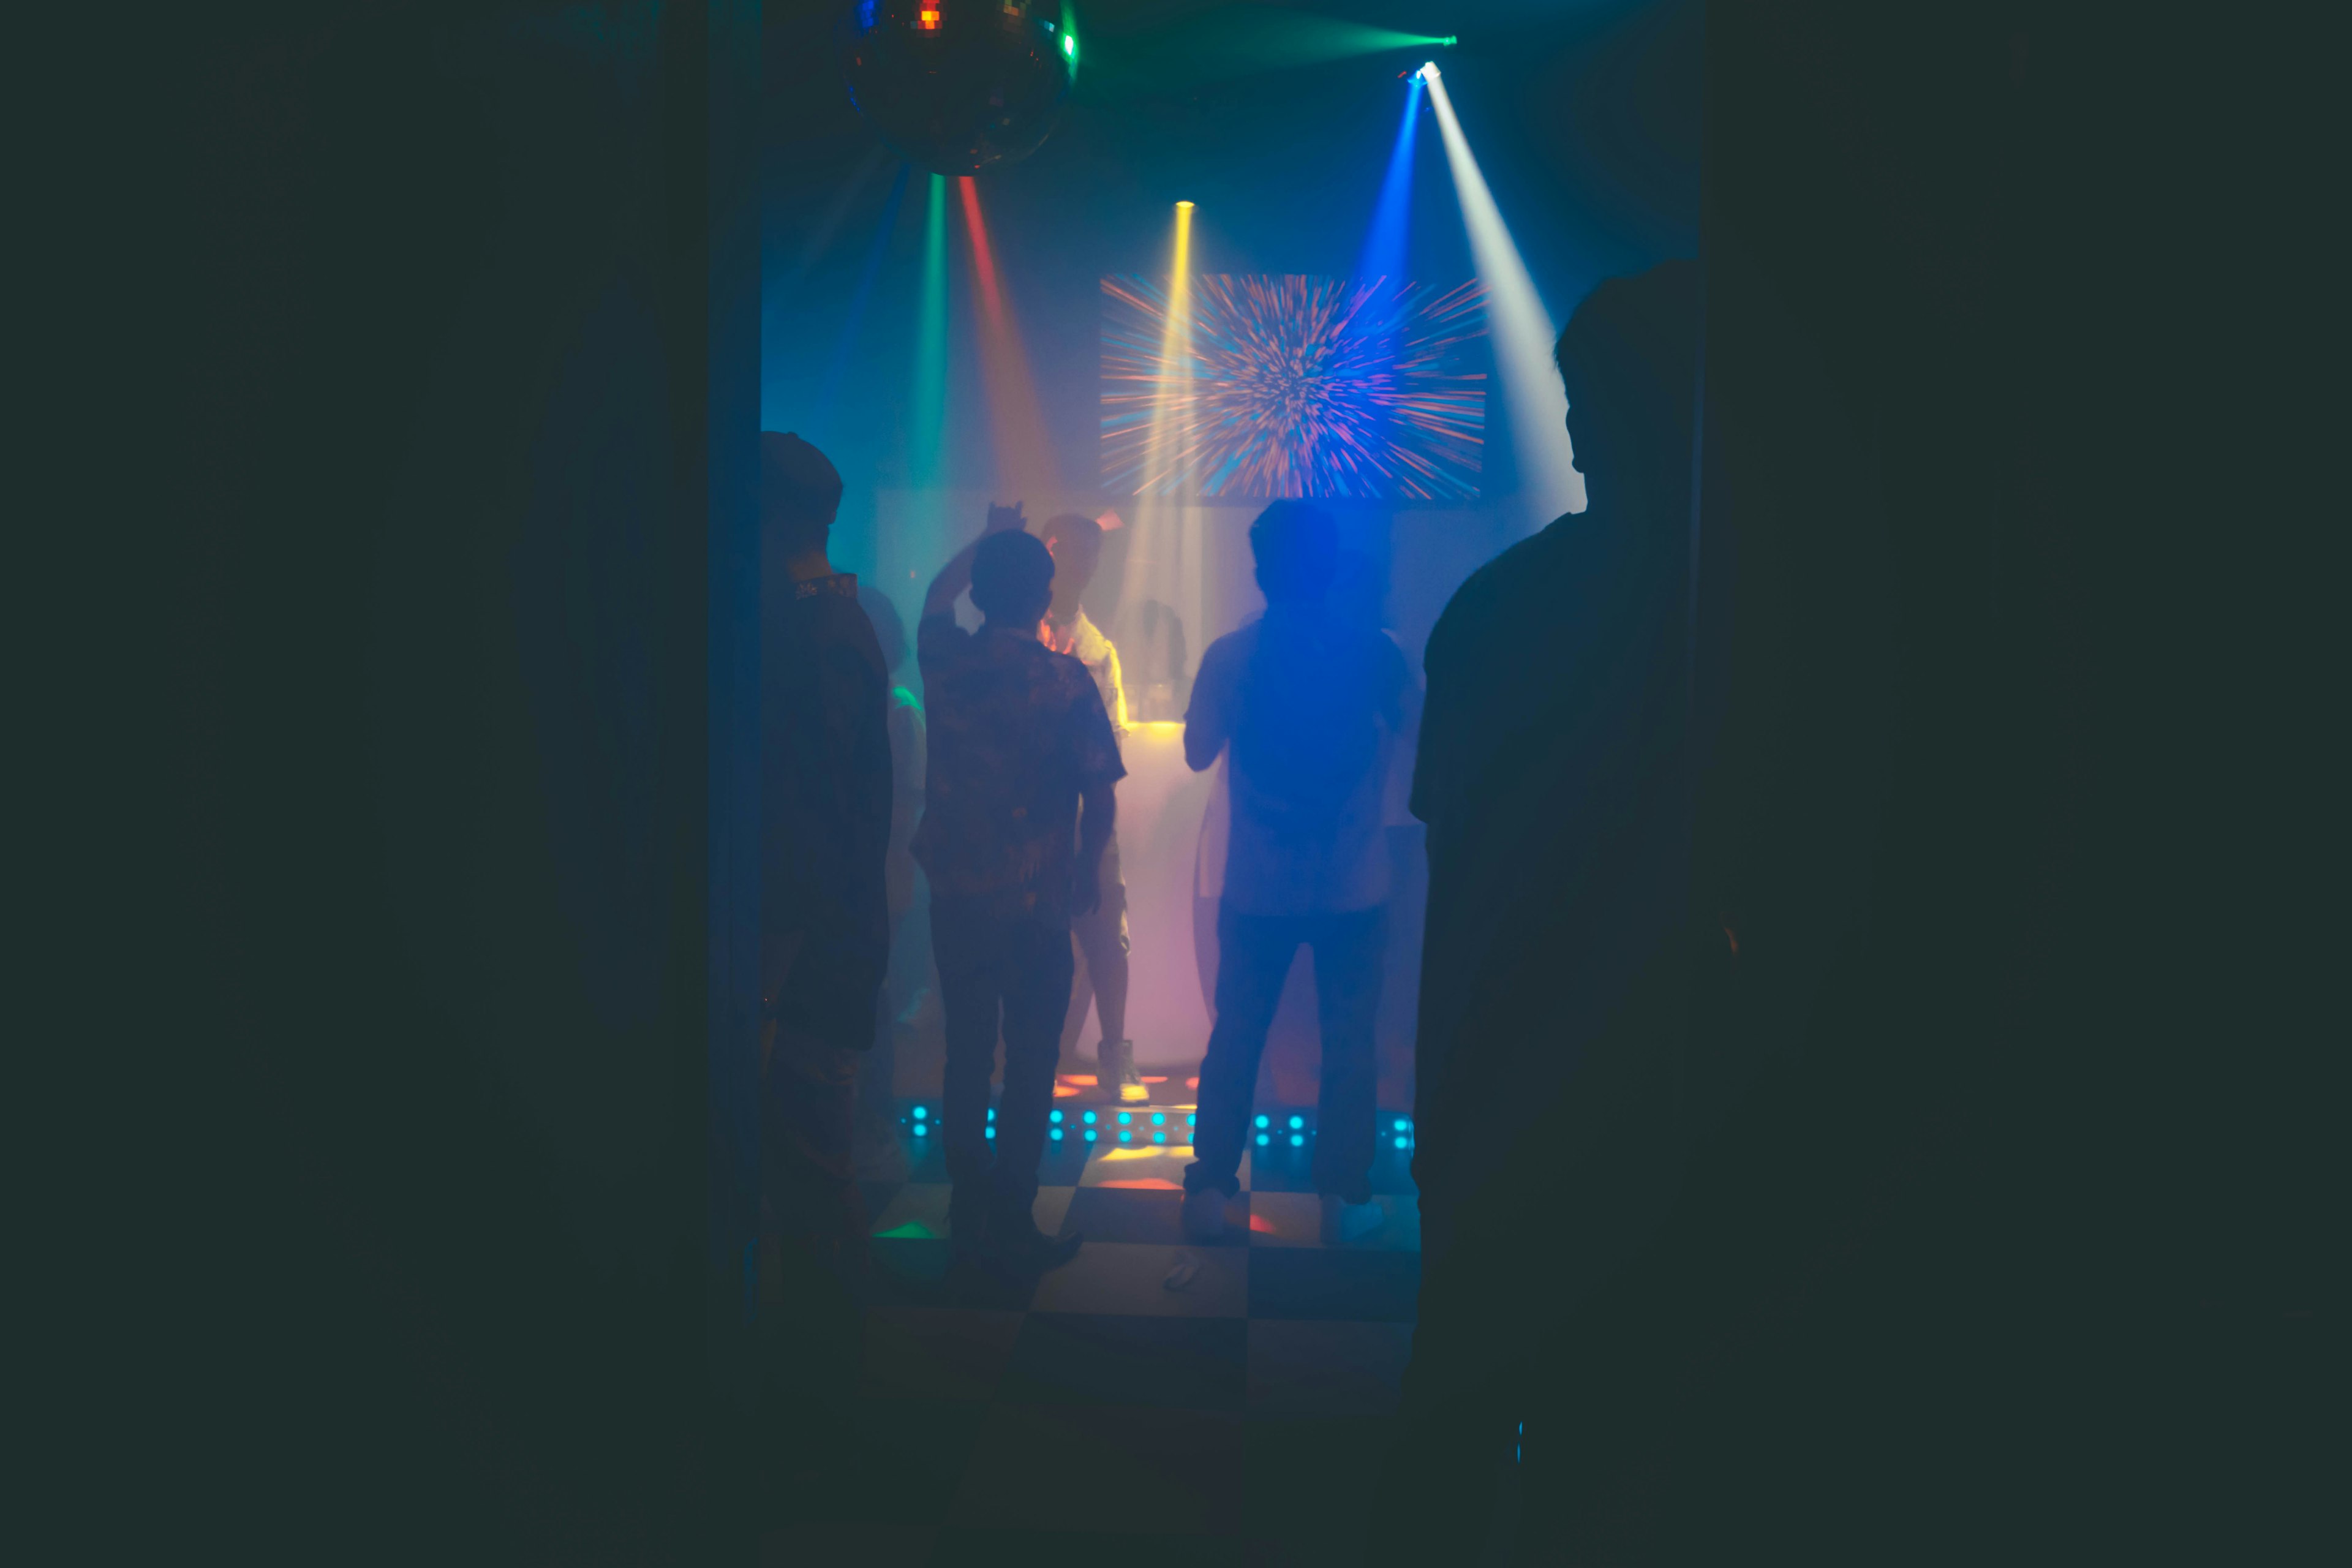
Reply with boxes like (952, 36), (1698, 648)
(1030, 1240), (1251, 1317)
(998, 1313), (1249, 1409)
(762, 1097), (1425, 1556)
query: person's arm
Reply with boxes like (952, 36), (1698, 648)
(922, 501), (1027, 620)
(1409, 606), (1455, 826)
(1183, 638), (1233, 772)
(1101, 638), (1129, 737)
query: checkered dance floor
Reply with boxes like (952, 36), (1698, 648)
(764, 1072), (1423, 1566)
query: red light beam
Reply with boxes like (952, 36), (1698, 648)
(956, 178), (1055, 500)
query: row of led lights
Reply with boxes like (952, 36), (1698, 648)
(903, 1106), (1414, 1150)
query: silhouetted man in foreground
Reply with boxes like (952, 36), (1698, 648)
(916, 504), (1121, 1272)
(758, 431), (892, 1470)
(1180, 502), (1413, 1245)
(1379, 263), (1700, 1557)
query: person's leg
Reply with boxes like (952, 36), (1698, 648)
(1184, 905), (1302, 1199)
(764, 1023), (866, 1259)
(1308, 906), (1387, 1204)
(1071, 838), (1136, 1098)
(1071, 908), (1130, 1051)
(1089, 836), (1130, 1051)
(928, 897), (1003, 1250)
(851, 907), (910, 1175)
(992, 916), (1076, 1227)
(760, 984), (866, 1475)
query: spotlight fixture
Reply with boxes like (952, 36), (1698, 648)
(1416, 61), (1439, 81)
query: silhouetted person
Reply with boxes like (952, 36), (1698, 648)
(1036, 512), (1147, 1104)
(758, 431), (892, 1468)
(1378, 262), (1700, 1560)
(851, 584), (929, 1182)
(915, 503), (1121, 1272)
(1180, 502), (1414, 1245)
(1113, 597), (1189, 721)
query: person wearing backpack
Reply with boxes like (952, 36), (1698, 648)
(1180, 501), (1414, 1245)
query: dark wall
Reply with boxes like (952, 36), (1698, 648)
(141, 4), (763, 1560)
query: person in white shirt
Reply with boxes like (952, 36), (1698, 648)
(1177, 502), (1412, 1244)
(1036, 513), (1149, 1106)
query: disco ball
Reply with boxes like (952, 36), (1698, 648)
(835, 0), (1076, 177)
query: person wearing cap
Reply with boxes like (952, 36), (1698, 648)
(758, 431), (892, 1460)
(1035, 512), (1150, 1106)
(913, 503), (1123, 1272)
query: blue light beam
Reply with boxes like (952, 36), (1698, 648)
(1356, 74), (1423, 290)
(807, 163), (911, 440)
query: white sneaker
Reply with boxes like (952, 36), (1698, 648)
(1181, 1187), (1228, 1242)
(1319, 1194), (1384, 1245)
(1102, 1039), (1150, 1104)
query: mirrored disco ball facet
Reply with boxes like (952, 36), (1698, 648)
(835, 0), (1075, 177)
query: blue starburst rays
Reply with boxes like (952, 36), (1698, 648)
(1102, 274), (1485, 501)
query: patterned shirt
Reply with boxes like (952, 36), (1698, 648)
(914, 616), (1125, 928)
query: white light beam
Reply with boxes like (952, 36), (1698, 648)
(1425, 72), (1584, 527)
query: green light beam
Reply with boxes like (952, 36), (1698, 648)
(1093, 6), (1453, 88)
(911, 172), (947, 489)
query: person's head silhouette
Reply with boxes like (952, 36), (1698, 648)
(970, 529), (1056, 630)
(1248, 500), (1341, 606)
(760, 431), (843, 570)
(1555, 260), (1700, 524)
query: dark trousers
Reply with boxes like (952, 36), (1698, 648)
(759, 931), (865, 1465)
(1186, 902), (1385, 1203)
(930, 896), (1074, 1216)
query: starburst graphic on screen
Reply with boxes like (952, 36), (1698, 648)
(1102, 274), (1487, 500)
